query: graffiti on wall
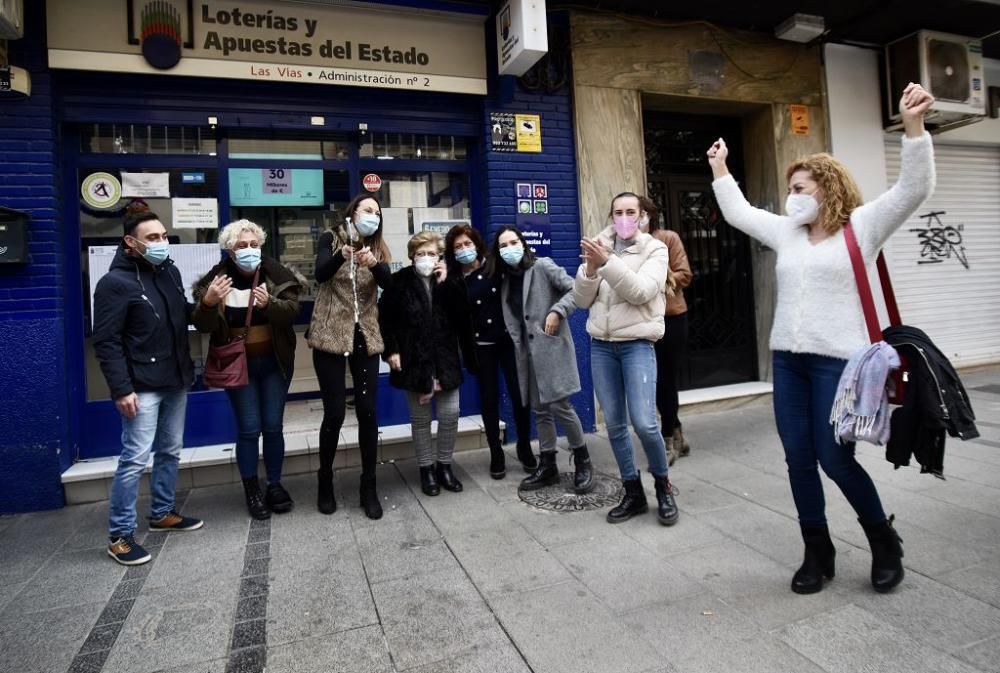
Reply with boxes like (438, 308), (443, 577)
(910, 211), (969, 269)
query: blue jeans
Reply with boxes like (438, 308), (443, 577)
(772, 351), (887, 527)
(226, 354), (292, 483)
(591, 339), (669, 480)
(108, 389), (187, 538)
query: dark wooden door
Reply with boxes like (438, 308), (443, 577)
(644, 111), (757, 389)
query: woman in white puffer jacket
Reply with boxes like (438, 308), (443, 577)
(574, 192), (678, 528)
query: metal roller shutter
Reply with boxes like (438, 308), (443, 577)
(883, 137), (1000, 367)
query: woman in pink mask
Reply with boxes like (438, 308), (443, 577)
(574, 192), (677, 527)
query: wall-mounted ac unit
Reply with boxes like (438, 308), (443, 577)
(885, 30), (986, 132)
(0, 0), (23, 39)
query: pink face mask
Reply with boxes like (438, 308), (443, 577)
(613, 214), (639, 240)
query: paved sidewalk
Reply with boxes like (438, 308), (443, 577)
(2, 368), (999, 673)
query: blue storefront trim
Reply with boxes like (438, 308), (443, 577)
(0, 3), (588, 510)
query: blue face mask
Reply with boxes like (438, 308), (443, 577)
(140, 240), (169, 266)
(500, 246), (524, 267)
(234, 247), (262, 272)
(454, 247), (478, 265)
(355, 213), (380, 237)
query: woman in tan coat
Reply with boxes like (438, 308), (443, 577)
(308, 193), (392, 520)
(638, 196), (694, 464)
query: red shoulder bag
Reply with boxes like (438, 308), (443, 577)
(843, 222), (908, 404)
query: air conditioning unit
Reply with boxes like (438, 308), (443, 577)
(885, 30), (986, 132)
(0, 0), (24, 39)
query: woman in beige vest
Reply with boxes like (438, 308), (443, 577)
(307, 194), (392, 520)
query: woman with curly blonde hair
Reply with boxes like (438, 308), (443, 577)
(706, 83), (936, 595)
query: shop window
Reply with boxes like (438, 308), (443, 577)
(80, 124), (217, 155)
(228, 130), (354, 161)
(360, 133), (466, 161)
(365, 171), (470, 269)
(79, 167), (221, 401)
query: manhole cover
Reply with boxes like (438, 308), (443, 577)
(518, 472), (623, 512)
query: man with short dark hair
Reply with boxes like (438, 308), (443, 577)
(93, 210), (203, 565)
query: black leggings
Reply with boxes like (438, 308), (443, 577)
(475, 338), (532, 452)
(654, 312), (688, 434)
(312, 324), (380, 479)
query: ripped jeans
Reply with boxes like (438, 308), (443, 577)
(590, 338), (670, 480)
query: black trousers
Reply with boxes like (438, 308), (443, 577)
(654, 312), (688, 434)
(474, 338), (532, 452)
(312, 324), (380, 479)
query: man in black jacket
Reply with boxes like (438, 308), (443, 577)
(93, 210), (203, 566)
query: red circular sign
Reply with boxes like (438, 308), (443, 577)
(362, 173), (382, 192)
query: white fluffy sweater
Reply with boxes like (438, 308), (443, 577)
(711, 132), (935, 360)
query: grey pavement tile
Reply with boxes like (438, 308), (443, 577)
(456, 448), (527, 505)
(0, 601), (105, 673)
(550, 531), (705, 613)
(234, 595), (267, 623)
(102, 581), (239, 673)
(850, 570), (1000, 654)
(224, 645), (265, 673)
(953, 635), (1000, 672)
(142, 535), (245, 591)
(405, 640), (532, 673)
(78, 621), (124, 654)
(622, 594), (827, 673)
(267, 562), (379, 646)
(668, 476), (748, 515)
(938, 558), (1000, 609)
(399, 462), (519, 537)
(694, 500), (806, 567)
(352, 518), (458, 585)
(920, 477), (1000, 519)
(338, 465), (428, 528)
(266, 625), (394, 673)
(371, 567), (508, 671)
(3, 547), (125, 615)
(672, 445), (773, 486)
(666, 539), (859, 631)
(167, 484), (250, 550)
(500, 499), (620, 548)
(0, 581), (27, 613)
(230, 618), (266, 650)
(68, 650), (109, 673)
(447, 523), (574, 597)
(0, 503), (97, 587)
(268, 503), (355, 556)
(141, 659), (226, 673)
(620, 510), (728, 557)
(779, 604), (981, 673)
(489, 580), (662, 673)
(238, 574), (268, 599)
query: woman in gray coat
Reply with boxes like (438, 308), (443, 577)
(485, 226), (592, 494)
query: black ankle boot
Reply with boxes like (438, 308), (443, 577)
(651, 473), (679, 526)
(520, 451), (559, 490)
(435, 462), (463, 492)
(360, 475), (383, 520)
(861, 516), (904, 593)
(316, 469), (336, 515)
(607, 476), (648, 523)
(791, 524), (836, 594)
(516, 442), (538, 473)
(419, 465), (440, 496)
(488, 446), (507, 480)
(571, 445), (594, 494)
(243, 478), (271, 520)
(265, 482), (294, 514)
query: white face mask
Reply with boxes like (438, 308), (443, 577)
(785, 193), (820, 224)
(414, 256), (437, 277)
